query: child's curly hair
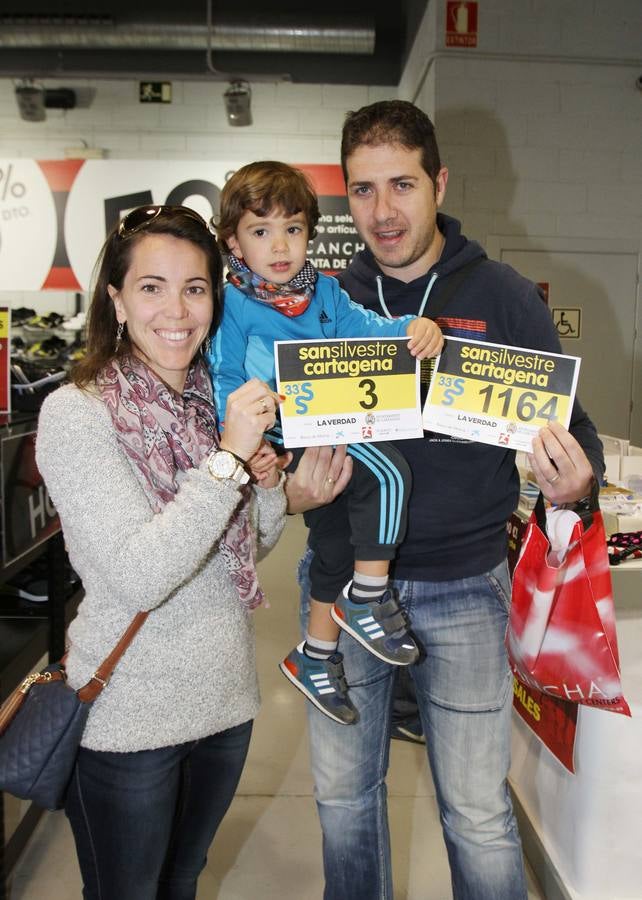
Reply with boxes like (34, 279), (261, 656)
(216, 161), (319, 253)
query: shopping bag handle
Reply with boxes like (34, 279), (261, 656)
(534, 477), (599, 534)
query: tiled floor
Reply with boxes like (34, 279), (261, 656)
(7, 517), (543, 899)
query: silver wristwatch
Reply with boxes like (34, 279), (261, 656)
(206, 449), (250, 485)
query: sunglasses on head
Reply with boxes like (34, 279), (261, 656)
(117, 204), (216, 238)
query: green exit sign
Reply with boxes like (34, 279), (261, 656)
(139, 82), (172, 103)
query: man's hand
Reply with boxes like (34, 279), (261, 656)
(406, 317), (444, 360)
(285, 445), (353, 514)
(528, 421), (595, 504)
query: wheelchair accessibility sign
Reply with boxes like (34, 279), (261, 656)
(552, 308), (581, 339)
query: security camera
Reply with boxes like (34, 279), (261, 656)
(14, 82), (76, 122)
(15, 83), (46, 122)
(636, 75), (642, 92)
(224, 81), (252, 127)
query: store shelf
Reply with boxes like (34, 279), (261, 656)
(0, 532), (82, 900)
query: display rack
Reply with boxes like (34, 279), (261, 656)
(0, 410), (82, 900)
(0, 533), (82, 900)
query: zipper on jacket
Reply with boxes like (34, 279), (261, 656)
(376, 272), (438, 319)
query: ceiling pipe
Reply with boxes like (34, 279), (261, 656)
(0, 17), (375, 55)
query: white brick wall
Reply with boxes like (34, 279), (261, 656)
(0, 78), (396, 164)
(396, 0), (642, 253)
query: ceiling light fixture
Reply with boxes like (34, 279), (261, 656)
(224, 80), (252, 126)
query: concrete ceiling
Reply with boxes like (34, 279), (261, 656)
(0, 1), (426, 86)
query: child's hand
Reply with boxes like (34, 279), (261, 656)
(248, 440), (293, 487)
(248, 440), (278, 482)
(406, 317), (444, 359)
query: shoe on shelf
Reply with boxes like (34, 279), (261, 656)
(61, 311), (87, 332)
(391, 718), (426, 744)
(279, 642), (359, 725)
(1, 571), (48, 602)
(25, 335), (68, 365)
(11, 336), (27, 357)
(0, 555), (81, 603)
(11, 306), (36, 327)
(331, 584), (420, 666)
(23, 312), (64, 335)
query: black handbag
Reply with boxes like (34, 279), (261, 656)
(0, 610), (148, 810)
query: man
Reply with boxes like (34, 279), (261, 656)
(289, 101), (604, 899)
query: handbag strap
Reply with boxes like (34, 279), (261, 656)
(76, 610), (149, 702)
(0, 611), (149, 735)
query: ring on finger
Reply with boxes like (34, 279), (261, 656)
(547, 472), (561, 484)
(326, 476), (334, 485)
(259, 397), (269, 414)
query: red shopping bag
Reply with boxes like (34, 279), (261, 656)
(507, 493), (631, 717)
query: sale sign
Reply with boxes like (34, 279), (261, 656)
(422, 337), (580, 451)
(0, 160), (357, 291)
(513, 675), (578, 773)
(275, 337), (422, 448)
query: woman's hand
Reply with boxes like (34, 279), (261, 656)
(285, 445), (353, 514)
(406, 317), (444, 359)
(220, 378), (280, 462)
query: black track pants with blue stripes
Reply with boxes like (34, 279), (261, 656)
(294, 441), (412, 603)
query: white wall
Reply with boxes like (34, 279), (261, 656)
(400, 0), (642, 246)
(0, 79), (395, 164)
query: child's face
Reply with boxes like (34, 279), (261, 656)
(227, 208), (309, 284)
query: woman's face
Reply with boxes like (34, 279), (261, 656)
(109, 234), (213, 393)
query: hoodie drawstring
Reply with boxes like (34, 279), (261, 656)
(376, 272), (439, 320)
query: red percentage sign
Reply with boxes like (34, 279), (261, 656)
(0, 164), (27, 201)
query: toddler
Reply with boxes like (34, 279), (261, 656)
(207, 161), (443, 724)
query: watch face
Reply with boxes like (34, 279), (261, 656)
(209, 450), (236, 478)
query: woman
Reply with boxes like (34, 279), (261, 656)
(36, 205), (286, 899)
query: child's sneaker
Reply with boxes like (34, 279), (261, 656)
(279, 642), (358, 725)
(331, 584), (420, 666)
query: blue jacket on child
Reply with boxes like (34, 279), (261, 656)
(207, 272), (415, 422)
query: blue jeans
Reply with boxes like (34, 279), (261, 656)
(65, 721), (253, 900)
(298, 549), (527, 900)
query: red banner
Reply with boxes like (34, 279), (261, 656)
(513, 675), (578, 772)
(0, 309), (8, 414)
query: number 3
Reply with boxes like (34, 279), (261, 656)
(358, 378), (378, 410)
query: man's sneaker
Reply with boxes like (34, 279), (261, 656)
(391, 718), (426, 744)
(331, 584), (420, 666)
(279, 642), (359, 725)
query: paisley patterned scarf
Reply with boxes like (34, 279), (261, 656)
(97, 354), (264, 609)
(227, 253), (317, 318)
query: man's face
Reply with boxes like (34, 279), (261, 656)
(345, 143), (448, 284)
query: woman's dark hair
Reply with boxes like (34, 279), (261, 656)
(72, 207), (223, 387)
(216, 161), (319, 253)
(341, 100), (442, 184)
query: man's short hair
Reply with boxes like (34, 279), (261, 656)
(341, 100), (441, 184)
(216, 160), (319, 253)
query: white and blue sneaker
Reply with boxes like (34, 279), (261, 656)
(331, 584), (420, 666)
(279, 642), (358, 725)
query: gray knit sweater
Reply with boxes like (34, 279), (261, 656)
(36, 384), (286, 752)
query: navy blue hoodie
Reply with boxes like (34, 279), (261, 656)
(338, 213), (604, 581)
